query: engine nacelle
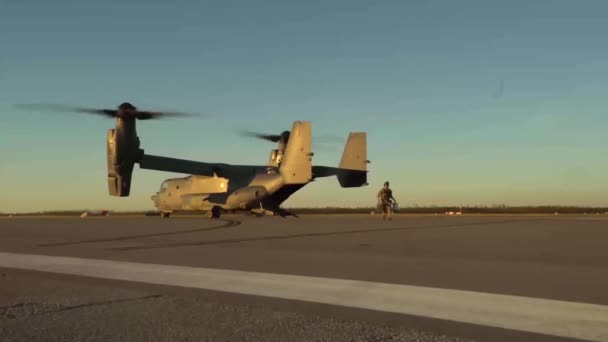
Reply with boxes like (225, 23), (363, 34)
(225, 186), (268, 209)
(107, 118), (142, 196)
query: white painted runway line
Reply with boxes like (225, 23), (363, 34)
(1, 252), (607, 341)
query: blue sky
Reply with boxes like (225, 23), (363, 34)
(1, 0), (608, 212)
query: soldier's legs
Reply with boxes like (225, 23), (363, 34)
(382, 202), (389, 220)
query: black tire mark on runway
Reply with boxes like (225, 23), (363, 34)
(111, 218), (549, 252)
(0, 302), (37, 311)
(37, 219), (242, 247)
(1, 295), (163, 318)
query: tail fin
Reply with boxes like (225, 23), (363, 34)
(339, 132), (367, 171)
(337, 132), (368, 187)
(279, 121), (312, 184)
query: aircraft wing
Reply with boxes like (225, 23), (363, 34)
(138, 154), (272, 178)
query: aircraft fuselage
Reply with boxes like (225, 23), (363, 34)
(151, 172), (296, 214)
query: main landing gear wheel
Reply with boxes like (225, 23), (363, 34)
(160, 211), (171, 218)
(210, 206), (221, 219)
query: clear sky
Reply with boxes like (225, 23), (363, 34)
(1, 0), (608, 212)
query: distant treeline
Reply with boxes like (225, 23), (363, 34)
(3, 206), (608, 216)
(286, 206), (608, 214)
(0, 210), (157, 217)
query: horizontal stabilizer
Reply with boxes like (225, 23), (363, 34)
(312, 166), (367, 188)
(337, 169), (367, 188)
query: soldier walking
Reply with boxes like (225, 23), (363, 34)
(377, 181), (396, 220)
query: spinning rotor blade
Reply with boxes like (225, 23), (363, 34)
(14, 104), (118, 118)
(135, 110), (199, 120)
(239, 130), (283, 142)
(239, 129), (342, 148)
(14, 103), (205, 120)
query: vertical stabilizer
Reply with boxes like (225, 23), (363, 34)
(337, 132), (368, 187)
(279, 121), (312, 184)
(339, 132), (367, 171)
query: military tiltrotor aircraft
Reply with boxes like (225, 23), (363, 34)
(17, 102), (369, 218)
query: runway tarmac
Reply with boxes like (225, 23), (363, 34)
(1, 214), (607, 341)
